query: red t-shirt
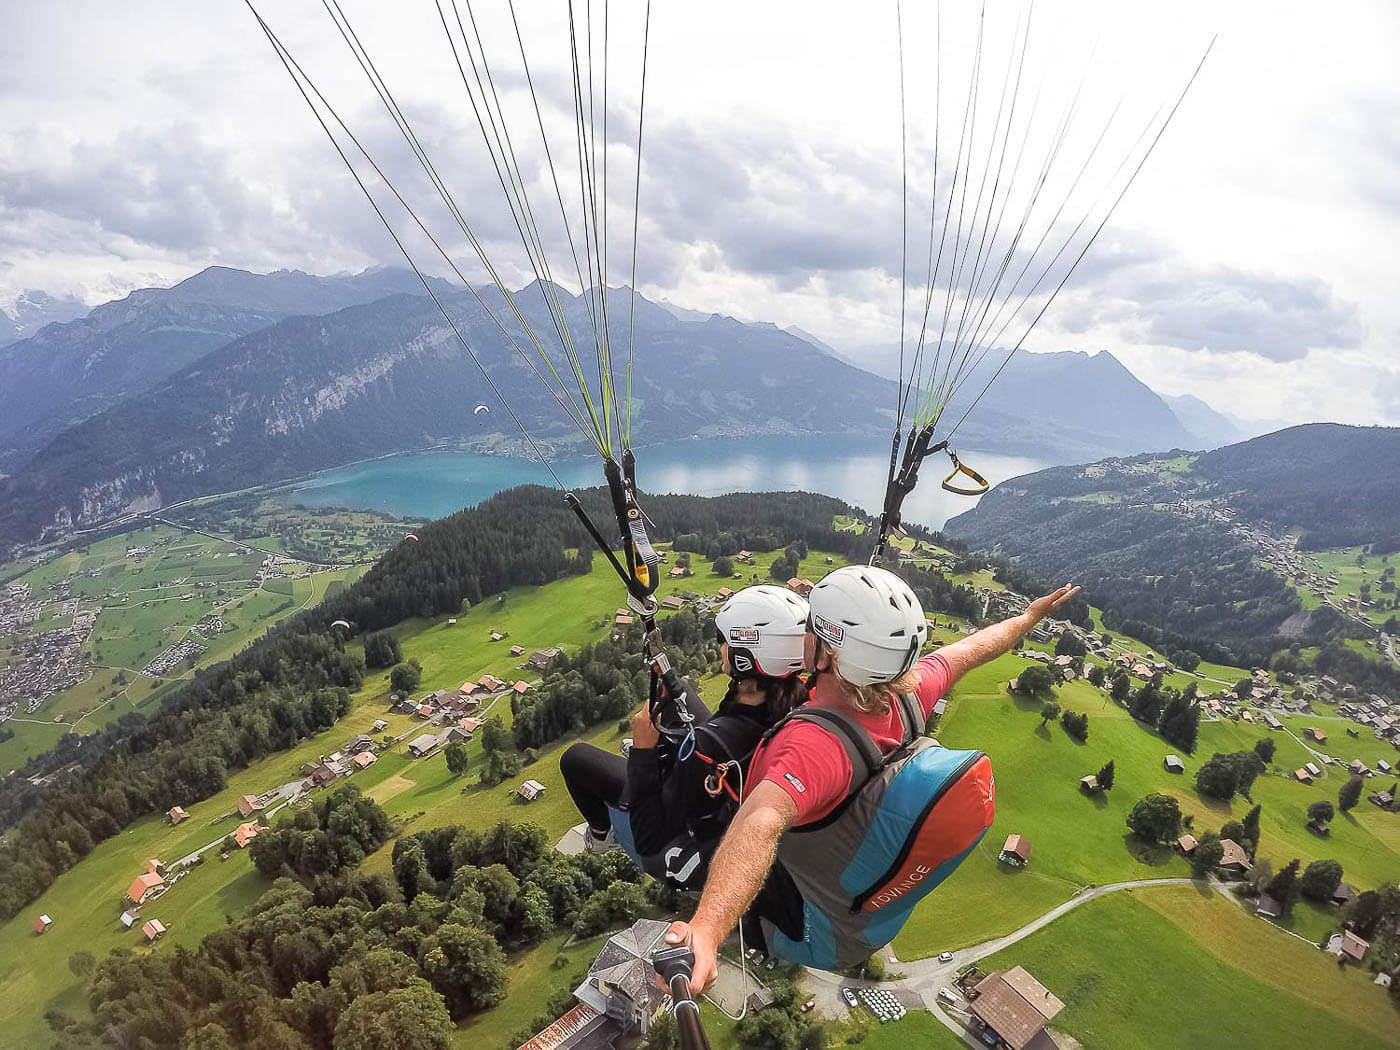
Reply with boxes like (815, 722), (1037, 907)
(746, 653), (953, 825)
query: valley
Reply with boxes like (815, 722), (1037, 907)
(2, 498), (1396, 1050)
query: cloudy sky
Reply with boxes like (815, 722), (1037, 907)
(2, 0), (1397, 427)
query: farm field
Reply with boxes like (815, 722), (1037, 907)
(1300, 547), (1399, 628)
(979, 886), (1399, 1050)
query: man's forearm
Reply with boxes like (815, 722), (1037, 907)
(938, 610), (1036, 684)
(690, 794), (790, 944)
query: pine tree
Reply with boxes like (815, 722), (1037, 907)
(1096, 759), (1115, 791)
(1338, 775), (1364, 812)
(1264, 858), (1301, 911)
(1241, 804), (1262, 855)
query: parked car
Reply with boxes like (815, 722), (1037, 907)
(841, 988), (858, 1008)
(937, 951), (955, 963)
(937, 988), (959, 1006)
(801, 998), (816, 1014)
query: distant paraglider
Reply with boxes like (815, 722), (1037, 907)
(404, 534), (418, 543)
(473, 404), (490, 416)
(330, 619), (352, 631)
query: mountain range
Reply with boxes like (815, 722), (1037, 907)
(0, 267), (1259, 551)
(0, 289), (89, 348)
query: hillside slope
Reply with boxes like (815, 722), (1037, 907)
(0, 266), (437, 468)
(945, 424), (1400, 662)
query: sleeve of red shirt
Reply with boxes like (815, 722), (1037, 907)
(756, 721), (854, 825)
(913, 652), (953, 719)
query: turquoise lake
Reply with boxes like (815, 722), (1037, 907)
(288, 435), (1044, 531)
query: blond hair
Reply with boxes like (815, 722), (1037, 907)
(823, 646), (920, 715)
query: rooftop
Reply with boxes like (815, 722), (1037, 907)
(971, 967), (1064, 1050)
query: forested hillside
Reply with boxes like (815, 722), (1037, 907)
(0, 486), (866, 921)
(946, 424), (1400, 666)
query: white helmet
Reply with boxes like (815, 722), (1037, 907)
(808, 566), (926, 686)
(715, 585), (809, 679)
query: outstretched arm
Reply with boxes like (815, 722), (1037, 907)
(657, 781), (797, 994)
(936, 584), (1081, 686)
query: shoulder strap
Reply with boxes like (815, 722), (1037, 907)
(895, 692), (925, 745)
(693, 713), (766, 766)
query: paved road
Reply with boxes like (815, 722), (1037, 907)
(802, 876), (1201, 1047)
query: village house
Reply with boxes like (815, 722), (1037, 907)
(1256, 894), (1282, 920)
(119, 911), (137, 929)
(407, 733), (440, 758)
(459, 716), (485, 734)
(353, 751), (377, 770)
(716, 587), (734, 600)
(1216, 838), (1252, 874)
(668, 566), (688, 579)
(234, 822), (261, 849)
(787, 578), (815, 597)
(572, 917), (673, 1037)
(969, 966), (1064, 1050)
(237, 794), (266, 819)
(510, 644), (527, 657)
(1305, 762), (1322, 777)
(518, 779), (547, 802)
(143, 918), (166, 942)
(1305, 727), (1327, 743)
(1331, 883), (1356, 908)
(998, 834), (1031, 867)
(125, 870), (164, 906)
(478, 673), (505, 692)
(529, 646), (563, 671)
(1294, 767), (1313, 784)
(513, 681), (531, 696)
(1329, 930), (1369, 964)
(345, 734), (374, 754)
(1369, 789), (1395, 810)
(371, 719), (389, 732)
(167, 806), (189, 825)
(1163, 755), (1185, 774)
(34, 914), (52, 934)
(735, 551), (753, 563)
(1079, 774), (1099, 793)
(1175, 834), (1197, 855)
(1264, 712), (1284, 730)
(490, 631), (506, 642)
(660, 595), (686, 611)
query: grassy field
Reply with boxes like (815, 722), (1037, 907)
(893, 652), (1400, 960)
(980, 886), (1399, 1050)
(1300, 547), (1399, 628)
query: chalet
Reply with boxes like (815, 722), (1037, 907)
(1176, 834), (1197, 855)
(168, 806), (189, 825)
(1331, 883), (1356, 907)
(478, 674), (505, 692)
(1079, 774), (1099, 793)
(489, 631), (506, 642)
(510, 644), (527, 657)
(237, 794), (266, 818)
(353, 751), (377, 770)
(1334, 930), (1369, 964)
(1241, 710), (1255, 723)
(998, 834), (1031, 867)
(234, 822), (261, 848)
(417, 704), (435, 718)
(309, 764), (336, 788)
(459, 716), (485, 734)
(371, 719), (389, 732)
(736, 551), (753, 563)
(1263, 712), (1283, 730)
(969, 966), (1063, 1050)
(345, 734), (374, 754)
(1007, 678), (1020, 694)
(660, 595), (686, 611)
(1293, 768), (1313, 784)
(1132, 663), (1153, 681)
(446, 618), (457, 626)
(143, 918), (166, 942)
(407, 733), (440, 758)
(1379, 759), (1393, 773)
(1369, 789), (1395, 810)
(615, 613), (635, 626)
(1256, 894), (1282, 920)
(518, 779), (547, 802)
(716, 587), (734, 600)
(1305, 762), (1322, 777)
(459, 680), (483, 696)
(119, 911), (137, 929)
(668, 567), (688, 579)
(1216, 838), (1252, 874)
(126, 872), (164, 906)
(787, 578), (815, 597)
(34, 915), (52, 934)
(1163, 755), (1185, 774)
(1348, 759), (1368, 775)
(1305, 727), (1327, 743)
(573, 918), (673, 1036)
(513, 680), (531, 695)
(529, 647), (563, 671)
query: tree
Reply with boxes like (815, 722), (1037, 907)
(1096, 760), (1115, 791)
(1190, 833), (1224, 875)
(1299, 859), (1344, 902)
(1195, 751), (1265, 802)
(1055, 633), (1087, 658)
(1307, 800), (1335, 827)
(393, 840), (436, 901)
(1060, 710), (1089, 742)
(68, 951), (94, 978)
(713, 555), (734, 577)
(419, 923), (508, 1019)
(1170, 649), (1201, 672)
(769, 554), (795, 583)
(443, 743), (469, 778)
(676, 552), (692, 570)
(1265, 858), (1301, 909)
(1018, 666), (1054, 697)
(1241, 804), (1262, 854)
(1253, 738), (1276, 765)
(1039, 700), (1061, 727)
(364, 631), (403, 670)
(390, 659), (422, 694)
(333, 978), (453, 1050)
(1126, 793), (1182, 844)
(1233, 677), (1253, 700)
(1086, 664), (1106, 688)
(1110, 674), (1131, 702)
(480, 716), (511, 755)
(1339, 775), (1364, 812)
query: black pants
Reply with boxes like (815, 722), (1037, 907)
(560, 743), (627, 833)
(743, 861), (806, 955)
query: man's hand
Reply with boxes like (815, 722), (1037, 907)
(631, 706), (660, 750)
(654, 920), (719, 995)
(1025, 584), (1081, 625)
